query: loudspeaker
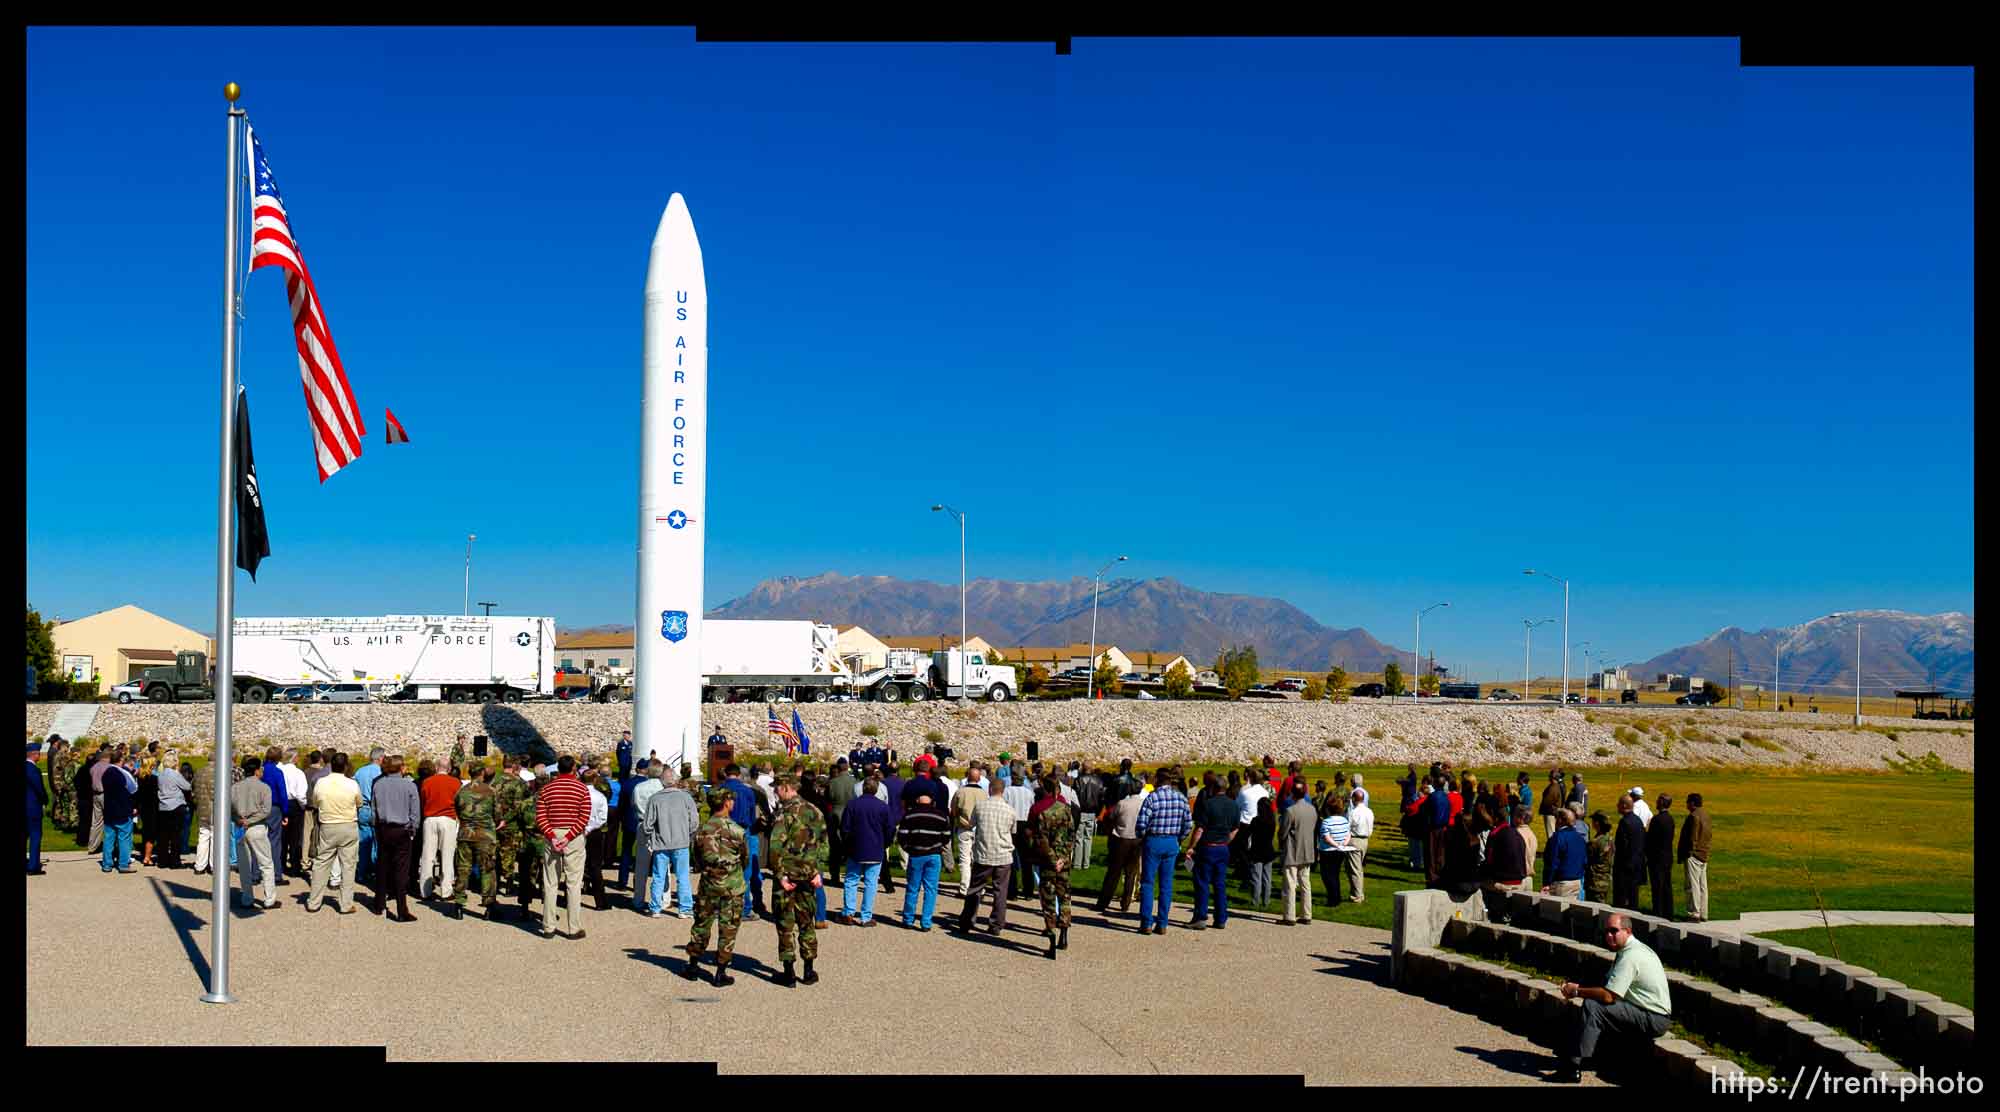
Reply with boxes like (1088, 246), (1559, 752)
(1026, 741), (1039, 761)
(472, 735), (489, 757)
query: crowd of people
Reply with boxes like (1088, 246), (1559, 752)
(28, 734), (1712, 1009)
(1393, 761), (1713, 923)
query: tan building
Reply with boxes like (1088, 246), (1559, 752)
(1124, 650), (1194, 679)
(835, 625), (892, 672)
(553, 631), (636, 673)
(875, 632), (995, 657)
(49, 605), (215, 695)
(994, 643), (1137, 674)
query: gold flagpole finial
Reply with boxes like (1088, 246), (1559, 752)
(224, 82), (241, 102)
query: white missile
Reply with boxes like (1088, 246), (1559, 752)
(635, 194), (707, 773)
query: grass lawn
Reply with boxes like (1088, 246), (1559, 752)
(34, 761), (1972, 938)
(1758, 926), (1975, 1011)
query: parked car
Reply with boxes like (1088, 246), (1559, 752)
(111, 679), (144, 703)
(1537, 693), (1561, 701)
(1055, 667), (1091, 681)
(1352, 682), (1387, 698)
(280, 685), (315, 703)
(1620, 689), (1639, 704)
(1486, 688), (1520, 701)
(1676, 691), (1720, 706)
(1273, 678), (1307, 693)
(1120, 672), (1146, 683)
(1564, 693), (1582, 704)
(312, 683), (371, 703)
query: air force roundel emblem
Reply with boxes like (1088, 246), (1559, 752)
(661, 610), (689, 643)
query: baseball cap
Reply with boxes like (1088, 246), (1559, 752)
(1629, 786), (1644, 796)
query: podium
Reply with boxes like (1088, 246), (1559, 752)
(706, 740), (734, 787)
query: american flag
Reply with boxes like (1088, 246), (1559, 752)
(767, 705), (796, 754)
(248, 127), (366, 482)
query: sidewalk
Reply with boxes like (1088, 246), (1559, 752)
(1686, 910), (1974, 938)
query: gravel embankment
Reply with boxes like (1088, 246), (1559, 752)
(25, 699), (1974, 771)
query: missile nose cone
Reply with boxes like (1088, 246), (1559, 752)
(647, 193), (703, 291)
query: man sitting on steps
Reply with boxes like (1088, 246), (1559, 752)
(1548, 912), (1673, 1084)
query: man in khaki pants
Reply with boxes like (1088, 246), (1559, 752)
(535, 755), (593, 940)
(1277, 785), (1318, 924)
(1677, 792), (1712, 922)
(950, 763), (985, 898)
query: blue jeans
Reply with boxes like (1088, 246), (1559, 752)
(1139, 835), (1180, 930)
(815, 883), (827, 921)
(842, 860), (882, 922)
(100, 819), (134, 871)
(902, 853), (941, 927)
(356, 808), (374, 881)
(1191, 842), (1230, 924)
(229, 823), (243, 869)
(743, 833), (762, 915)
(646, 848), (692, 915)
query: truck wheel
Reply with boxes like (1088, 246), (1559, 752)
(761, 687), (783, 704)
(148, 686), (173, 704)
(906, 683), (928, 703)
(807, 688), (829, 703)
(476, 689), (498, 704)
(875, 683), (902, 704)
(987, 684), (1009, 703)
(449, 690), (472, 704)
(503, 690), (523, 704)
(702, 687), (720, 703)
(242, 684), (271, 704)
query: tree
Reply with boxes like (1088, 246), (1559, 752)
(1215, 644), (1260, 700)
(1383, 660), (1406, 696)
(1325, 665), (1349, 702)
(1302, 676), (1326, 701)
(1162, 660), (1194, 699)
(1418, 671), (1439, 696)
(1093, 652), (1123, 696)
(25, 605), (59, 695)
(1013, 661), (1047, 695)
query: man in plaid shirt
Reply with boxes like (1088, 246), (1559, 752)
(1134, 768), (1191, 934)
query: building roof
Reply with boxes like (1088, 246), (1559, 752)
(555, 631), (637, 650)
(119, 648), (179, 662)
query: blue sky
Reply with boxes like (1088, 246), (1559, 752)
(26, 32), (1973, 681)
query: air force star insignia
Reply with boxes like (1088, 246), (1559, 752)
(662, 610), (689, 642)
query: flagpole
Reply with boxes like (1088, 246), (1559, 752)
(204, 81), (245, 1006)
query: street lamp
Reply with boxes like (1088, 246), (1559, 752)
(478, 601), (498, 617)
(1414, 602), (1449, 703)
(1086, 555), (1129, 700)
(930, 505), (966, 700)
(1574, 642), (1593, 702)
(464, 533), (477, 616)
(1525, 569), (1570, 706)
(1522, 618), (1553, 700)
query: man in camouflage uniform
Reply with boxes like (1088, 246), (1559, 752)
(513, 775), (548, 919)
(48, 739), (77, 831)
(1585, 811), (1615, 905)
(1031, 774), (1076, 959)
(682, 788), (746, 988)
(768, 774), (827, 987)
(451, 763), (500, 919)
(493, 756), (528, 905)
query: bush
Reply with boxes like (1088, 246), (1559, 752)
(1215, 645), (1259, 700)
(1592, 746), (1614, 757)
(1535, 729), (1550, 740)
(1161, 661), (1194, 700)
(1116, 727), (1133, 741)
(860, 724), (880, 737)
(1302, 677), (1326, 701)
(924, 729), (944, 744)
(1366, 727), (1385, 740)
(1054, 724), (1070, 734)
(1328, 738), (1346, 749)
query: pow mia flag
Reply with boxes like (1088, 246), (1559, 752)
(235, 387), (271, 581)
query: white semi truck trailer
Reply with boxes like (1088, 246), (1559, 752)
(226, 615), (558, 704)
(587, 621), (1018, 703)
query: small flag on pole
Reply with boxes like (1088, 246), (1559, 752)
(247, 125), (366, 482)
(791, 708), (812, 756)
(234, 387), (271, 581)
(767, 705), (796, 755)
(385, 408), (410, 444)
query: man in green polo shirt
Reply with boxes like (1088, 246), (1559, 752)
(1549, 912), (1672, 1083)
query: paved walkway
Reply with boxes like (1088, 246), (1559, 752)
(1686, 910), (1974, 938)
(26, 849), (1599, 1083)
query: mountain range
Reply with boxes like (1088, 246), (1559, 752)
(567, 573), (1974, 691)
(1628, 610), (1974, 695)
(703, 572), (1407, 671)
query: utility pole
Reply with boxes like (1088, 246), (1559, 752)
(1854, 617), (1862, 724)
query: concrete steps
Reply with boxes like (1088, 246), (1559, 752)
(46, 703), (101, 742)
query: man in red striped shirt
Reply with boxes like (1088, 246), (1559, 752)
(535, 755), (593, 940)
